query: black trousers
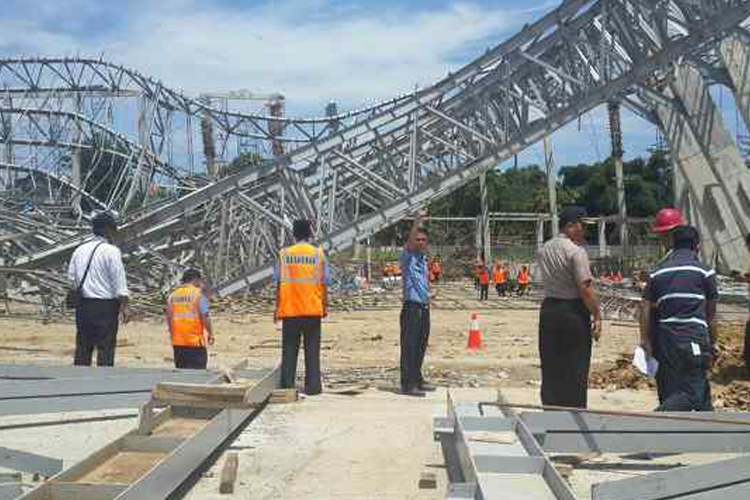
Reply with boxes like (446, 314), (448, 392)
(655, 338), (713, 411)
(281, 317), (322, 395)
(173, 346), (208, 369)
(479, 284), (489, 301)
(74, 298), (120, 366)
(496, 284), (507, 297)
(518, 284), (529, 296)
(400, 301), (431, 390)
(539, 298), (592, 408)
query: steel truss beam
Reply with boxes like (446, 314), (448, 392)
(435, 391), (750, 500)
(4, 0), (750, 301)
(16, 362), (280, 500)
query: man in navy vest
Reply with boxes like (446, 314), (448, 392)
(641, 226), (718, 411)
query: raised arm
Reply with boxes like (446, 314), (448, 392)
(405, 212), (426, 251)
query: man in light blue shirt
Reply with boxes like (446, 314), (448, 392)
(399, 212), (434, 397)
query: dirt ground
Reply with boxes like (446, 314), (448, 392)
(0, 282), (643, 392)
(3, 280), (748, 409)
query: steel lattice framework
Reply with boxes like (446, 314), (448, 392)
(3, 0), (750, 305)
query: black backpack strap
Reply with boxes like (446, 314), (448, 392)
(78, 242), (105, 291)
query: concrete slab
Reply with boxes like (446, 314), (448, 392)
(186, 387), (451, 500)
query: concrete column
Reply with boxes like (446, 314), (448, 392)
(653, 62), (750, 271)
(608, 102), (628, 256)
(71, 94), (82, 211)
(721, 33), (750, 136)
(1, 95), (14, 190)
(598, 219), (608, 258)
(479, 173), (491, 263)
(536, 218), (545, 251)
(543, 136), (559, 235)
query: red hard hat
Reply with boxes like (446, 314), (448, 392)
(653, 208), (685, 234)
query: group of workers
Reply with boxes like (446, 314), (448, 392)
(475, 262), (530, 301)
(67, 205), (743, 410)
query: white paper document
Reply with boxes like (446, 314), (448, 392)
(632, 346), (659, 378)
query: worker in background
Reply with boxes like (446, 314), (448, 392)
(478, 263), (490, 301)
(400, 211), (435, 397)
(275, 219), (330, 396)
(537, 206), (602, 408)
(517, 265), (530, 296)
(493, 261), (507, 297)
(67, 211), (129, 366)
(732, 233), (750, 376)
(641, 226), (717, 411)
(473, 260), (482, 290)
(640, 207), (686, 404)
(430, 256), (443, 283)
(166, 269), (213, 369)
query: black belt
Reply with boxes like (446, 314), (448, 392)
(81, 297), (119, 303)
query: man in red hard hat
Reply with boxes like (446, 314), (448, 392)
(652, 208), (686, 235)
(639, 207), (687, 406)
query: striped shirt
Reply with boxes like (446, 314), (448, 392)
(643, 249), (718, 343)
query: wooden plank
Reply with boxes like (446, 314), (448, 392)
(153, 382), (252, 398)
(268, 388), (297, 404)
(152, 391), (260, 409)
(218, 452), (239, 494)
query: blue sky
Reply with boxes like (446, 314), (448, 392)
(1, 0), (743, 170)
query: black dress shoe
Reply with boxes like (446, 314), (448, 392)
(399, 386), (426, 397)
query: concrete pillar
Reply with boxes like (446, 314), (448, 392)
(654, 62), (750, 271)
(608, 101), (628, 256)
(479, 173), (491, 263)
(1, 95), (15, 189)
(536, 218), (545, 251)
(71, 94), (82, 211)
(598, 219), (608, 258)
(543, 136), (559, 235)
(721, 33), (750, 137)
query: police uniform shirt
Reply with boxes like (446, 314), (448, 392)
(68, 237), (129, 300)
(643, 249), (718, 354)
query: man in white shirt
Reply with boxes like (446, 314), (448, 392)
(67, 212), (129, 366)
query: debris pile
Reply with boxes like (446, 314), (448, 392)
(589, 353), (655, 391)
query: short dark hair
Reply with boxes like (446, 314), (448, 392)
(672, 225), (699, 250)
(559, 206), (586, 229)
(181, 268), (203, 283)
(414, 227), (428, 239)
(293, 219), (313, 241)
(92, 211), (118, 236)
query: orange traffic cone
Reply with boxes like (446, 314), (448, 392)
(467, 312), (482, 350)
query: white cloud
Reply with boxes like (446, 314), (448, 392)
(0, 0), (538, 113)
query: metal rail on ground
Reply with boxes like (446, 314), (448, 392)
(435, 390), (750, 499)
(13, 362), (280, 500)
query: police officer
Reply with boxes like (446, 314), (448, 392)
(537, 206), (602, 408)
(166, 269), (213, 369)
(641, 226), (718, 411)
(275, 219), (330, 395)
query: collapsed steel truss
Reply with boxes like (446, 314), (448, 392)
(435, 391), (750, 499)
(3, 0), (750, 306)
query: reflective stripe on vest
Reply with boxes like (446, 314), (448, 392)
(276, 243), (325, 319)
(169, 285), (204, 347)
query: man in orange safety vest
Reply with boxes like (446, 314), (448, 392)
(166, 268), (214, 369)
(275, 219), (330, 395)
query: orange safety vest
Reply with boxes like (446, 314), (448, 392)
(168, 284), (205, 347)
(276, 243), (326, 319)
(518, 270), (530, 285)
(493, 268), (506, 284)
(479, 269), (490, 285)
